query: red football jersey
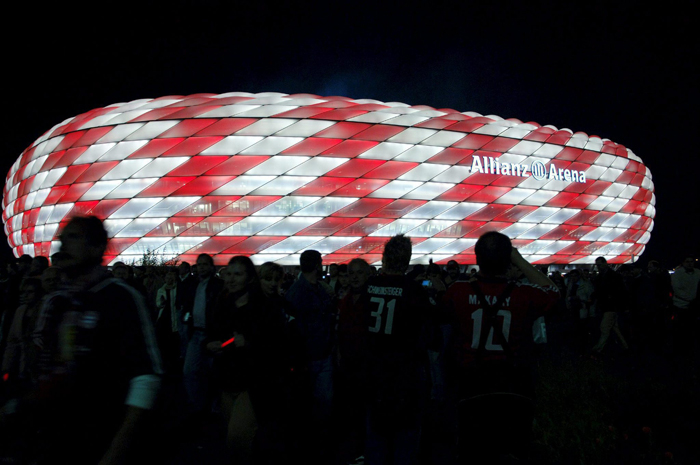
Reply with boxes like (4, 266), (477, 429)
(443, 278), (559, 368)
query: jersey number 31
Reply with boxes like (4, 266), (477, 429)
(369, 297), (396, 335)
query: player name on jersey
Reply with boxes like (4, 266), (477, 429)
(367, 285), (404, 297)
(468, 294), (512, 307)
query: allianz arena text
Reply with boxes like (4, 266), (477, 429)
(1, 92), (656, 266)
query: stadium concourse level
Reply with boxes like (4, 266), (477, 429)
(0, 221), (698, 465)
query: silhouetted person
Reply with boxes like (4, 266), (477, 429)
(0, 216), (162, 464)
(443, 231), (559, 464)
(592, 257), (629, 354)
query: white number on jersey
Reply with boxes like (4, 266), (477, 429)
(369, 297), (396, 335)
(470, 308), (512, 350)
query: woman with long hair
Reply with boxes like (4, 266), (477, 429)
(206, 256), (287, 464)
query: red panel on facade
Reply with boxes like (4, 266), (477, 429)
(170, 176), (236, 196)
(204, 156), (269, 175)
(367, 200), (426, 218)
(223, 236), (286, 254)
(291, 177), (355, 196)
(159, 119), (219, 138)
(315, 122), (371, 139)
(331, 198), (393, 218)
(168, 156), (229, 176)
(162, 137), (224, 157)
(363, 161), (419, 179)
(194, 118), (257, 136)
(331, 179), (390, 197)
(74, 162), (120, 183)
(352, 125), (405, 141)
(128, 138), (185, 158)
(319, 140), (378, 158)
(137, 177), (196, 197)
(296, 217), (359, 236)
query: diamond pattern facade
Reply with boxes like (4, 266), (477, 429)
(2, 92), (655, 266)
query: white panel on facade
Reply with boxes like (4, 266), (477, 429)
(587, 196), (614, 211)
(141, 197), (200, 217)
(197, 105), (261, 118)
(584, 165), (607, 180)
(611, 157), (629, 170)
(543, 208), (579, 224)
(40, 168), (68, 189)
(257, 217), (322, 236)
(602, 183), (626, 198)
(236, 119), (297, 136)
(275, 120), (336, 137)
(348, 112), (399, 124)
(435, 238), (478, 254)
(104, 178), (158, 199)
(286, 157), (349, 176)
(80, 180), (123, 200)
(308, 236), (361, 254)
(132, 158), (189, 178)
(521, 207), (560, 223)
(125, 121), (180, 140)
(494, 188), (537, 205)
(619, 214), (641, 229)
(240, 137), (305, 155)
(99, 141), (150, 162)
(509, 140), (543, 156)
(74, 143), (117, 164)
(293, 197), (359, 217)
(500, 223), (535, 238)
(97, 123), (145, 143)
(393, 145), (444, 163)
(264, 236), (324, 254)
(473, 124), (508, 136)
(499, 127), (532, 139)
(421, 131), (465, 147)
(78, 113), (123, 130)
(595, 153), (617, 167)
(235, 105), (298, 117)
(538, 241), (574, 255)
(599, 228), (627, 242)
(103, 218), (133, 237)
(111, 198), (163, 218)
(603, 198), (628, 212)
(581, 227), (612, 242)
(245, 156), (309, 175)
(122, 237), (173, 255)
(367, 180), (423, 199)
(155, 236), (209, 254)
(28, 156), (47, 177)
(411, 238), (456, 254)
(31, 189), (51, 208)
(517, 240), (554, 255)
(102, 159), (153, 180)
(436, 203), (487, 220)
(618, 185), (639, 199)
(383, 114), (429, 126)
(212, 176), (276, 195)
(47, 203), (73, 224)
(516, 223), (558, 239)
(599, 168), (622, 182)
(217, 217), (282, 236)
(254, 197), (321, 216)
(249, 254), (290, 265)
(399, 163), (449, 181)
(201, 136), (264, 155)
(402, 182), (453, 200)
(520, 190), (558, 206)
(431, 166), (472, 183)
(369, 219), (426, 236)
(357, 142), (412, 160)
(250, 176), (317, 196)
(404, 201), (457, 219)
(103, 110), (151, 125)
(387, 127), (436, 144)
(114, 218), (166, 237)
(406, 220), (457, 237)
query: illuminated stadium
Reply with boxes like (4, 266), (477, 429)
(1, 92), (656, 266)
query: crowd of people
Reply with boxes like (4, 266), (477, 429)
(0, 215), (697, 465)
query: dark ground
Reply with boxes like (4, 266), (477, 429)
(139, 316), (699, 465)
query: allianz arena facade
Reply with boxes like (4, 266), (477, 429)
(2, 92), (656, 266)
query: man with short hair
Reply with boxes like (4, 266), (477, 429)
(182, 253), (224, 417)
(592, 257), (629, 353)
(1, 216), (162, 464)
(285, 249), (336, 461)
(443, 231), (559, 463)
(361, 235), (434, 465)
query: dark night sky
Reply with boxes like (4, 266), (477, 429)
(2, 2), (698, 267)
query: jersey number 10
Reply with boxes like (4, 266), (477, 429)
(471, 309), (512, 350)
(369, 297), (396, 335)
